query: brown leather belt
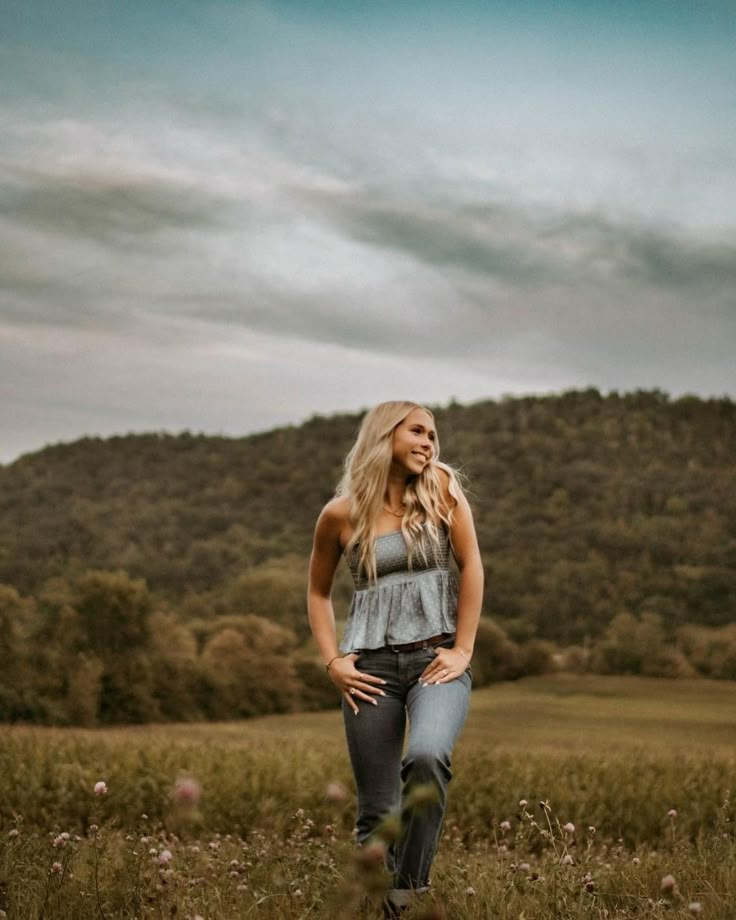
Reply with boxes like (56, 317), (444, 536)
(385, 633), (452, 653)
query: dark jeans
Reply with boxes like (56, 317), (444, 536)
(342, 638), (472, 899)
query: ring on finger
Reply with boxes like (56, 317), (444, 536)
(349, 688), (356, 695)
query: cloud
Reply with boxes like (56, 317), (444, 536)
(1, 166), (225, 248)
(2, 112), (734, 368)
(1, 105), (734, 471)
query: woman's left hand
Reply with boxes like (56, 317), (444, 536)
(418, 647), (470, 686)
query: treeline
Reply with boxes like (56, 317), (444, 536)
(0, 572), (549, 725)
(0, 388), (735, 724)
(0, 388), (734, 649)
(2, 569), (735, 726)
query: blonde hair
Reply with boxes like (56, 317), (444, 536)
(335, 400), (464, 583)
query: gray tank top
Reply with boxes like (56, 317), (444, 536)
(339, 524), (458, 653)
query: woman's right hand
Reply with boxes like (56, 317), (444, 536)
(328, 654), (387, 714)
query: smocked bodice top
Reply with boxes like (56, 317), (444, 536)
(339, 525), (458, 653)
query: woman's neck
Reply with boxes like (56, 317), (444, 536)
(384, 473), (408, 511)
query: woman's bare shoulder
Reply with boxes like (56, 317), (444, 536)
(316, 495), (351, 530)
(315, 496), (352, 551)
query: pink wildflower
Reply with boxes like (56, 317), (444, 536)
(173, 776), (201, 805)
(661, 874), (678, 894)
(667, 809), (678, 818)
(499, 820), (511, 831)
(355, 839), (387, 869)
(94, 781), (107, 796)
(563, 822), (575, 834)
(325, 781), (348, 803)
(50, 862), (63, 874)
(158, 849), (173, 865)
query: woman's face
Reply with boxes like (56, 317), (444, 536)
(391, 408), (437, 475)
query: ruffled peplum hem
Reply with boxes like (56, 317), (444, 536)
(339, 568), (459, 653)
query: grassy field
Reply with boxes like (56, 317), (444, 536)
(1, 675), (735, 918)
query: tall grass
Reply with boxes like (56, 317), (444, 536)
(2, 676), (735, 918)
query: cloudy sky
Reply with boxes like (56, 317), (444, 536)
(2, 0), (735, 464)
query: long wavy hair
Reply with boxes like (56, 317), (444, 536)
(335, 401), (464, 583)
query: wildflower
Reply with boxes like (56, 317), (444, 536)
(518, 862), (531, 872)
(563, 822), (575, 834)
(158, 849), (173, 865)
(52, 835), (67, 848)
(660, 874), (678, 894)
(632, 857), (641, 865)
(0, 909), (7, 918)
(325, 781), (348, 803)
(465, 886), (476, 896)
(688, 904), (703, 915)
(561, 854), (574, 866)
(499, 820), (511, 831)
(89, 824), (99, 833)
(355, 839), (387, 870)
(587, 826), (596, 834)
(8, 829), (20, 839)
(50, 862), (63, 874)
(174, 776), (201, 805)
(94, 781), (107, 796)
(293, 889), (303, 897)
(667, 809), (678, 818)
(519, 799), (528, 808)
(189, 845), (201, 854)
(230, 859), (239, 868)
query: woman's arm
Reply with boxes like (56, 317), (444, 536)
(448, 483), (484, 661)
(420, 470), (484, 685)
(307, 501), (345, 668)
(307, 499), (386, 713)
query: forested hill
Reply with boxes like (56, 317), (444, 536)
(1, 388), (735, 645)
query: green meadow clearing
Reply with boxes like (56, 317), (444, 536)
(2, 675), (735, 918)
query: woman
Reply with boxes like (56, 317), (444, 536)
(307, 401), (484, 915)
